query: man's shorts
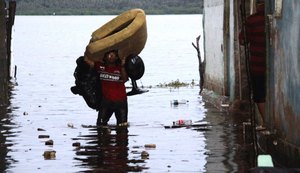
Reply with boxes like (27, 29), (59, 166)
(98, 98), (128, 125)
(251, 74), (266, 103)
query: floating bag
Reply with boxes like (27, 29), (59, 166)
(125, 55), (145, 80)
(70, 56), (102, 110)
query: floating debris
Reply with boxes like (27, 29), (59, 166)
(23, 112), (28, 115)
(43, 150), (56, 160)
(144, 144), (156, 148)
(67, 123), (74, 128)
(81, 124), (94, 128)
(72, 142), (80, 147)
(164, 121), (210, 129)
(170, 99), (189, 105)
(132, 145), (143, 149)
(38, 135), (50, 139)
(45, 140), (54, 145)
(141, 151), (149, 159)
(173, 119), (192, 126)
(37, 128), (46, 131)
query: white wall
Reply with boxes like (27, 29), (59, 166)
(203, 0), (225, 93)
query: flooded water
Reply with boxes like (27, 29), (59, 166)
(0, 15), (253, 172)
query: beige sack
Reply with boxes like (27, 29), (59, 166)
(85, 8), (147, 61)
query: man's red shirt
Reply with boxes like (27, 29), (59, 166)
(95, 62), (127, 101)
(240, 7), (266, 76)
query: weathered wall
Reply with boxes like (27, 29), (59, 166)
(203, 0), (226, 95)
(267, 1), (300, 145)
(254, 1), (300, 166)
(0, 0), (9, 106)
(0, 0), (7, 76)
(0, 1), (8, 91)
(203, 0), (242, 101)
(227, 0), (236, 101)
(203, 0), (300, 165)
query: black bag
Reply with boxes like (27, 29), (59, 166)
(125, 55), (145, 80)
(70, 56), (102, 110)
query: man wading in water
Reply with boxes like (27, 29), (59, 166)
(84, 50), (129, 127)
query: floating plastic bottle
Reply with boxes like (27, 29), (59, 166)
(173, 119), (192, 126)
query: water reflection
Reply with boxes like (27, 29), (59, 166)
(202, 102), (255, 172)
(74, 126), (147, 172)
(0, 82), (18, 172)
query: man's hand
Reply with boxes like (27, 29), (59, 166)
(84, 55), (94, 67)
(120, 56), (126, 67)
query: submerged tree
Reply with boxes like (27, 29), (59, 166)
(192, 35), (205, 94)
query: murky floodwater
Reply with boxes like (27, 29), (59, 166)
(1, 86), (253, 173)
(0, 15), (254, 172)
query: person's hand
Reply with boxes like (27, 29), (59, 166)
(120, 56), (126, 67)
(119, 56), (128, 81)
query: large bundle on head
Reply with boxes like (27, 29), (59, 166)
(85, 8), (147, 61)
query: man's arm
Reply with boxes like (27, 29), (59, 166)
(120, 56), (128, 82)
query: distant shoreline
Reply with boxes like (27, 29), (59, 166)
(15, 13), (203, 16)
(14, 0), (203, 15)
(15, 11), (203, 16)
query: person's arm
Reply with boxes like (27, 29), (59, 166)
(120, 56), (128, 82)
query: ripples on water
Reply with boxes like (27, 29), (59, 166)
(0, 15), (253, 172)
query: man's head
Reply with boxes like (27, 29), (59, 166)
(256, 0), (264, 5)
(256, 0), (265, 12)
(104, 50), (119, 64)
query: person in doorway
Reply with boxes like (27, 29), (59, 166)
(84, 50), (129, 127)
(239, 0), (266, 128)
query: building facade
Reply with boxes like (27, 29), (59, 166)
(202, 0), (300, 167)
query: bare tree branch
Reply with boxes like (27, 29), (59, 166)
(192, 35), (205, 94)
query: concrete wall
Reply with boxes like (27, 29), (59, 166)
(203, 0), (243, 101)
(227, 0), (236, 101)
(261, 1), (300, 163)
(203, 0), (300, 165)
(203, 0), (226, 95)
(267, 1), (300, 145)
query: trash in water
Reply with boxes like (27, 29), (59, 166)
(43, 150), (56, 160)
(164, 120), (210, 129)
(81, 124), (94, 128)
(38, 135), (50, 139)
(45, 139), (54, 145)
(164, 119), (192, 129)
(173, 119), (192, 126)
(37, 128), (46, 131)
(144, 144), (156, 148)
(141, 151), (149, 159)
(67, 123), (74, 128)
(170, 99), (189, 106)
(72, 142), (81, 147)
